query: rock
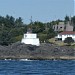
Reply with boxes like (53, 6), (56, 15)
(0, 42), (74, 59)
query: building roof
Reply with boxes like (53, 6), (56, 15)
(59, 31), (75, 35)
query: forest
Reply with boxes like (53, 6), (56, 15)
(0, 15), (75, 45)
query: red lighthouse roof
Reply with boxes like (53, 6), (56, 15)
(59, 31), (75, 35)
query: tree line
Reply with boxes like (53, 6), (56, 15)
(0, 15), (27, 45)
(0, 15), (75, 45)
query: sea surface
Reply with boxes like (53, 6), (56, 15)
(0, 60), (75, 75)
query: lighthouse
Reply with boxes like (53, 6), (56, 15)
(21, 28), (40, 46)
(21, 16), (40, 46)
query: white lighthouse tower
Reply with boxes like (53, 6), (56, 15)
(21, 29), (40, 46)
(21, 16), (40, 46)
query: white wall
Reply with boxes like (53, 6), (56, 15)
(21, 38), (40, 46)
(21, 33), (40, 46)
(57, 34), (62, 38)
(62, 34), (75, 41)
(56, 34), (75, 41)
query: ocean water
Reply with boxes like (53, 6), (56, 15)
(0, 60), (75, 75)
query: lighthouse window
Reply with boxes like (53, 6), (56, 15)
(25, 35), (27, 37)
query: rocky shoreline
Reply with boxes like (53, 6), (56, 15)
(0, 42), (75, 60)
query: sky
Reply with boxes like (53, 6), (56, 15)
(0, 0), (74, 24)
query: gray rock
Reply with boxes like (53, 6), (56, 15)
(0, 42), (75, 59)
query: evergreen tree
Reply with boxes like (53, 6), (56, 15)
(64, 15), (69, 24)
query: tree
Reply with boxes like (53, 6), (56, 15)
(47, 27), (57, 39)
(64, 16), (69, 24)
(32, 21), (45, 33)
(15, 17), (23, 27)
(0, 30), (10, 45)
(64, 37), (74, 45)
(9, 16), (15, 28)
(71, 16), (75, 31)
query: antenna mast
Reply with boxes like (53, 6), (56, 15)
(30, 16), (33, 26)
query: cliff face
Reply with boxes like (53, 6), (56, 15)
(0, 42), (75, 60)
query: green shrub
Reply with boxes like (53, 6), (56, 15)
(64, 37), (74, 45)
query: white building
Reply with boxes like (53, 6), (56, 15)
(21, 31), (40, 46)
(56, 31), (75, 41)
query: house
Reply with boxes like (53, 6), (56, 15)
(53, 22), (65, 31)
(56, 31), (75, 41)
(53, 21), (73, 32)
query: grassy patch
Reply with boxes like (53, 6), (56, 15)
(49, 38), (67, 46)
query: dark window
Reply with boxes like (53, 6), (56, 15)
(57, 26), (58, 30)
(54, 26), (55, 29)
(25, 35), (27, 37)
(60, 27), (62, 28)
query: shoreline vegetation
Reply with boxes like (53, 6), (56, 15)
(0, 42), (75, 60)
(0, 15), (75, 46)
